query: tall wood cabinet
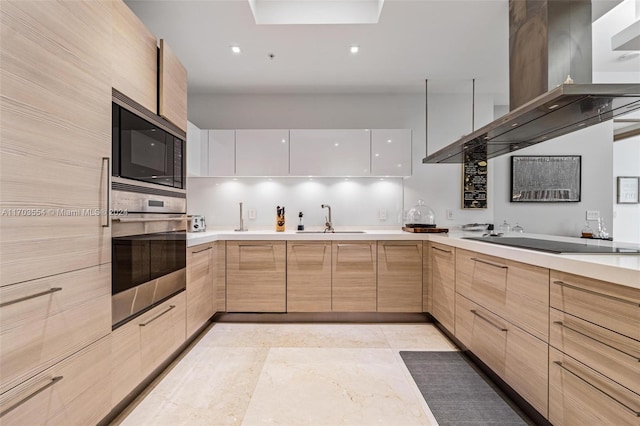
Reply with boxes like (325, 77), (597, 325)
(287, 241), (332, 312)
(159, 39), (188, 132)
(186, 243), (216, 337)
(0, 1), (112, 422)
(377, 241), (422, 312)
(226, 241), (286, 312)
(331, 241), (377, 312)
(429, 242), (456, 333)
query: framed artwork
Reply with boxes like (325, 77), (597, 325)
(617, 176), (639, 204)
(511, 155), (581, 202)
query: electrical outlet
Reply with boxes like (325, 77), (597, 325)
(248, 208), (257, 220)
(586, 210), (600, 221)
(379, 209), (387, 221)
(446, 209), (453, 220)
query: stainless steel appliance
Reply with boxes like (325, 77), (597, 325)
(112, 90), (185, 189)
(189, 215), (206, 232)
(464, 237), (640, 255)
(111, 186), (187, 329)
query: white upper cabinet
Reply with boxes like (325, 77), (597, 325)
(207, 130), (235, 176)
(290, 129), (371, 176)
(187, 121), (205, 177)
(235, 129), (290, 176)
(371, 129), (412, 176)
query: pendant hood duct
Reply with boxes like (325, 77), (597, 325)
(423, 0), (640, 164)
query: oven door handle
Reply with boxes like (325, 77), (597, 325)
(112, 217), (187, 223)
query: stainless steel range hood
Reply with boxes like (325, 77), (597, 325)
(423, 83), (640, 163)
(423, 0), (640, 164)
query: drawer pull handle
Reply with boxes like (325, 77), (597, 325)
(139, 305), (176, 326)
(192, 246), (212, 254)
(553, 321), (640, 362)
(553, 281), (640, 307)
(470, 309), (508, 332)
(471, 258), (508, 269)
(0, 376), (63, 417)
(432, 246), (452, 254)
(0, 287), (62, 308)
(239, 244), (273, 248)
(554, 361), (640, 417)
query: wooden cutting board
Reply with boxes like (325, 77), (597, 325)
(402, 227), (449, 233)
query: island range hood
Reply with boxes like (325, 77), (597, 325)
(423, 0), (640, 164)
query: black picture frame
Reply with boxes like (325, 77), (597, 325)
(510, 155), (581, 202)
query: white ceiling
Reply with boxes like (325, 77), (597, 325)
(126, 0), (639, 107)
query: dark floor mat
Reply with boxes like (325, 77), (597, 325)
(400, 351), (531, 426)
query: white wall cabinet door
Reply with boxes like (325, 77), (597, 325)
(187, 121), (205, 177)
(236, 129), (289, 176)
(290, 129), (371, 176)
(371, 129), (412, 176)
(207, 129), (235, 176)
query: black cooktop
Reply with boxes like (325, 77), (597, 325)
(464, 237), (640, 254)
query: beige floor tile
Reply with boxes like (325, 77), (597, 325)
(380, 323), (459, 351)
(241, 348), (431, 426)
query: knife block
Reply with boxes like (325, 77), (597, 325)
(276, 214), (285, 232)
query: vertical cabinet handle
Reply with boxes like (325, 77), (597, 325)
(0, 376), (63, 417)
(102, 156), (110, 228)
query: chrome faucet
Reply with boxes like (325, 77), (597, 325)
(321, 204), (334, 232)
(234, 202), (247, 232)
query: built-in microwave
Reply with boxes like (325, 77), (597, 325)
(112, 101), (184, 189)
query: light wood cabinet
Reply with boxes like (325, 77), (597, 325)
(215, 241), (227, 312)
(430, 242), (456, 333)
(111, 291), (186, 406)
(455, 293), (548, 416)
(456, 249), (549, 342)
(422, 241), (431, 313)
(371, 129), (412, 176)
(159, 39), (188, 132)
(0, 265), (111, 394)
(186, 243), (215, 337)
(290, 129), (371, 176)
(111, 0), (157, 113)
(550, 308), (639, 396)
(332, 241), (377, 312)
(377, 241), (422, 312)
(0, 0), (112, 286)
(0, 335), (111, 426)
(549, 347), (640, 426)
(207, 130), (236, 176)
(226, 241), (286, 312)
(235, 129), (290, 176)
(287, 241), (332, 312)
(550, 270), (639, 341)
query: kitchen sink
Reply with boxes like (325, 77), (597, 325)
(296, 231), (367, 234)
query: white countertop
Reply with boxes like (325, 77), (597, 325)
(187, 228), (640, 290)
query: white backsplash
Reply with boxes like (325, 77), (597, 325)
(187, 177), (404, 229)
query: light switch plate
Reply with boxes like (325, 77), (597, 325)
(446, 209), (453, 220)
(379, 209), (387, 221)
(248, 208), (257, 220)
(586, 210), (600, 221)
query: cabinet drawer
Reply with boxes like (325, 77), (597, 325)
(226, 241), (286, 312)
(377, 241), (423, 312)
(550, 308), (640, 395)
(332, 241), (376, 312)
(287, 241), (331, 312)
(550, 271), (639, 341)
(549, 347), (640, 426)
(456, 249), (549, 342)
(0, 335), (111, 425)
(456, 294), (548, 416)
(0, 265), (111, 392)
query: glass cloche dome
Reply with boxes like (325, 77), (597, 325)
(405, 199), (436, 228)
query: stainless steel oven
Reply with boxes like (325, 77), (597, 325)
(111, 181), (187, 330)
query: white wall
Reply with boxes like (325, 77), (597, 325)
(492, 121), (614, 237)
(188, 92), (496, 228)
(613, 135), (640, 243)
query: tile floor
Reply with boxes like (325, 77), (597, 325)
(113, 323), (458, 425)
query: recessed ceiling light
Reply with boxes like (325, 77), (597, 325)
(375, 153), (380, 157)
(350, 45), (359, 54)
(281, 139), (286, 143)
(387, 139), (392, 143)
(334, 142), (340, 147)
(230, 45), (241, 54)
